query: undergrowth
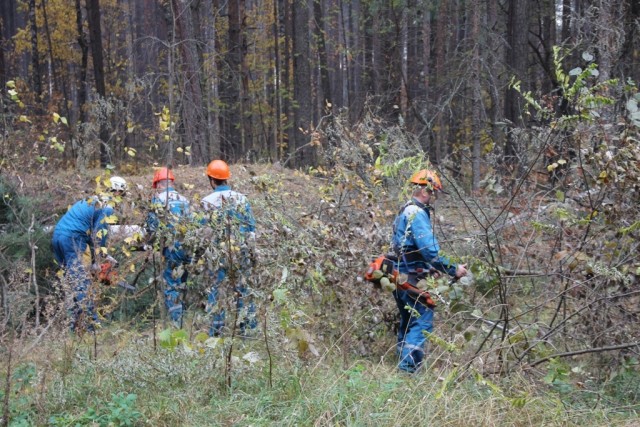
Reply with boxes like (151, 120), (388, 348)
(1, 326), (638, 427)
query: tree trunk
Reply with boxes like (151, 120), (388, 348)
(293, 0), (312, 165)
(620, 0), (640, 84)
(271, 0), (282, 161)
(470, 0), (482, 191)
(171, 0), (209, 164)
(200, 0), (221, 159)
(314, 0), (332, 113)
(432, 0), (448, 163)
(74, 0), (90, 170)
(503, 0), (529, 165)
(283, 0), (295, 165)
(41, 0), (58, 99)
(399, 2), (408, 122)
(28, 0), (42, 102)
(0, 14), (6, 87)
(349, 0), (363, 120)
(86, 0), (109, 167)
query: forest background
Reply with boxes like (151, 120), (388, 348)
(1, 0), (640, 425)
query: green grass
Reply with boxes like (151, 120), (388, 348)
(2, 325), (639, 427)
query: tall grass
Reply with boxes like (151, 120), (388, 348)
(2, 324), (637, 427)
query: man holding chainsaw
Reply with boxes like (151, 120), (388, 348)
(201, 160), (257, 337)
(52, 176), (127, 332)
(392, 169), (467, 373)
(147, 167), (191, 328)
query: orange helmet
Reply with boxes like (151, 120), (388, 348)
(410, 169), (443, 192)
(206, 160), (231, 180)
(152, 167), (175, 188)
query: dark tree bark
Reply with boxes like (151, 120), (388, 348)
(86, 0), (109, 167)
(292, 0), (312, 165)
(271, 0), (282, 161)
(503, 0), (529, 164)
(219, 0), (247, 160)
(41, 0), (59, 99)
(283, 0), (295, 163)
(197, 0), (220, 160)
(28, 0), (42, 101)
(313, 0), (331, 113)
(0, 15), (6, 87)
(620, 0), (640, 83)
(432, 0), (448, 163)
(470, 0), (482, 191)
(171, 0), (209, 164)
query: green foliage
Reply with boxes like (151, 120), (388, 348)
(0, 363), (38, 426)
(604, 358), (640, 406)
(158, 328), (189, 350)
(0, 176), (56, 290)
(544, 358), (573, 395)
(49, 393), (142, 427)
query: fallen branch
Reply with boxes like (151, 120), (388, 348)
(529, 341), (640, 367)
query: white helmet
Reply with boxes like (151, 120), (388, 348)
(109, 176), (128, 193)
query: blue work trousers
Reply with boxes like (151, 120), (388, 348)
(207, 266), (257, 337)
(162, 245), (191, 325)
(393, 288), (434, 373)
(52, 233), (97, 331)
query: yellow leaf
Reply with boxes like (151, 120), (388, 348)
(176, 147), (183, 153)
(557, 159), (566, 165)
(104, 215), (118, 224)
(100, 247), (108, 255)
(130, 264), (135, 273)
(19, 115), (31, 123)
(53, 112), (60, 123)
(60, 117), (68, 126)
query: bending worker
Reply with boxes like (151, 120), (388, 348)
(52, 176), (127, 331)
(391, 169), (467, 373)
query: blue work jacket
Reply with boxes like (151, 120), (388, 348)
(392, 198), (456, 276)
(53, 197), (114, 258)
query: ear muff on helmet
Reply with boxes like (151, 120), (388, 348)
(152, 167), (175, 188)
(409, 169), (443, 192)
(206, 160), (231, 180)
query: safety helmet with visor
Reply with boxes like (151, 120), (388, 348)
(409, 169), (444, 193)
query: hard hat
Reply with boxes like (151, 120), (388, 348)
(409, 169), (443, 192)
(206, 160), (231, 180)
(109, 176), (128, 192)
(152, 167), (175, 188)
